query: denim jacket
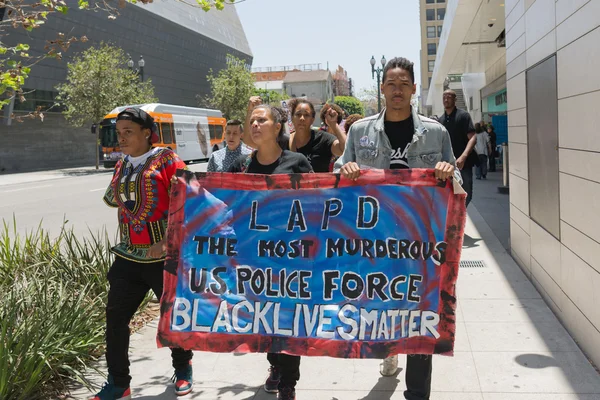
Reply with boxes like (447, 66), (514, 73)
(333, 106), (463, 185)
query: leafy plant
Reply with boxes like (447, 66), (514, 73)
(334, 96), (365, 117)
(204, 54), (254, 120)
(0, 219), (152, 399)
(55, 43), (157, 128)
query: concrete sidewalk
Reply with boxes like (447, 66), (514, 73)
(69, 202), (600, 400)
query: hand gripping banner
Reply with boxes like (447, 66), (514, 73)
(158, 169), (466, 358)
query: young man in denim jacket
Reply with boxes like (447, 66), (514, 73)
(334, 57), (462, 400)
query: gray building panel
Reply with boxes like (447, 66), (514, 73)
(0, 0), (252, 173)
(2, 0), (252, 108)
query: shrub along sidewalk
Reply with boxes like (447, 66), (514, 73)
(0, 221), (151, 400)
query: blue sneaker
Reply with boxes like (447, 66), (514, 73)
(90, 376), (131, 400)
(172, 361), (193, 396)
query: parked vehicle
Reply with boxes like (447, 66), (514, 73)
(100, 103), (226, 168)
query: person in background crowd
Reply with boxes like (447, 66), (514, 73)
(207, 119), (252, 172)
(475, 124), (492, 180)
(287, 99), (347, 172)
(334, 56), (461, 400)
(244, 97), (291, 151)
(96, 107), (193, 400)
(319, 103), (345, 134)
(244, 97), (347, 173)
(343, 113), (364, 132)
(229, 104), (312, 400)
(439, 89), (477, 207)
(487, 124), (497, 172)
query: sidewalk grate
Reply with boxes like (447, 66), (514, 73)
(460, 260), (487, 268)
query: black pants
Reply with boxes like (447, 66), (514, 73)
(489, 153), (496, 171)
(404, 355), (433, 400)
(476, 155), (488, 179)
(461, 167), (473, 207)
(267, 353), (301, 389)
(106, 256), (193, 387)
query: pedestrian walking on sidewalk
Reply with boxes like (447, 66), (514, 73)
(207, 119), (252, 172)
(95, 107), (193, 400)
(229, 104), (313, 400)
(334, 57), (461, 400)
(475, 124), (492, 180)
(438, 90), (477, 207)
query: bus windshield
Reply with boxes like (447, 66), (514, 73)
(101, 121), (118, 148)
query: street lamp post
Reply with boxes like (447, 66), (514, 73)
(127, 55), (146, 82)
(138, 55), (145, 82)
(370, 55), (386, 113)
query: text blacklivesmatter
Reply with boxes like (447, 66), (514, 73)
(172, 195), (445, 342)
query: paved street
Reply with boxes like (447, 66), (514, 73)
(0, 163), (207, 239)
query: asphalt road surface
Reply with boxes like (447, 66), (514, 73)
(0, 162), (207, 240)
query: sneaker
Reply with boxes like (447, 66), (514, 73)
(172, 361), (193, 396)
(90, 376), (131, 400)
(264, 365), (281, 393)
(278, 387), (296, 400)
(380, 355), (399, 376)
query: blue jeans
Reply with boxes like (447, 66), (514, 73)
(476, 155), (488, 179)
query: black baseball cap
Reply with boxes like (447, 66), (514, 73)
(117, 107), (154, 128)
(116, 107), (159, 143)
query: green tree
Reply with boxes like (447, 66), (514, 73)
(334, 96), (365, 116)
(205, 54), (254, 120)
(55, 43), (157, 168)
(252, 88), (289, 105)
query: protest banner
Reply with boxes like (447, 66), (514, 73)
(157, 169), (466, 358)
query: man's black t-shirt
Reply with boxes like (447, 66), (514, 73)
(228, 150), (313, 174)
(438, 108), (476, 167)
(384, 118), (414, 169)
(294, 129), (336, 173)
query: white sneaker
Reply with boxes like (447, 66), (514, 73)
(380, 355), (398, 376)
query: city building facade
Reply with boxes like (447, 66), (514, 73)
(283, 70), (335, 106)
(419, 0), (447, 117)
(428, 0), (600, 369)
(332, 65), (350, 97)
(0, 1), (251, 173)
(504, 0), (600, 368)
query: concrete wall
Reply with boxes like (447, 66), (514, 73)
(506, 0), (600, 367)
(0, 113), (95, 173)
(1, 1), (252, 108)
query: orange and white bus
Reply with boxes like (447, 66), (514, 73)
(100, 103), (227, 168)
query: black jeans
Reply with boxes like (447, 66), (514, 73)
(404, 355), (433, 400)
(267, 353), (301, 389)
(461, 166), (473, 207)
(489, 153), (496, 172)
(476, 155), (488, 178)
(106, 256), (193, 387)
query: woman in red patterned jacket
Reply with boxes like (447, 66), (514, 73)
(95, 107), (193, 400)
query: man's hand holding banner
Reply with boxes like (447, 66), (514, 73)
(157, 169), (466, 358)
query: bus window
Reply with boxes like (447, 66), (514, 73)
(100, 123), (118, 147)
(213, 125), (223, 141)
(208, 124), (216, 140)
(161, 122), (174, 144)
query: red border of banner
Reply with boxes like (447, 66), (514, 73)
(157, 169), (466, 358)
